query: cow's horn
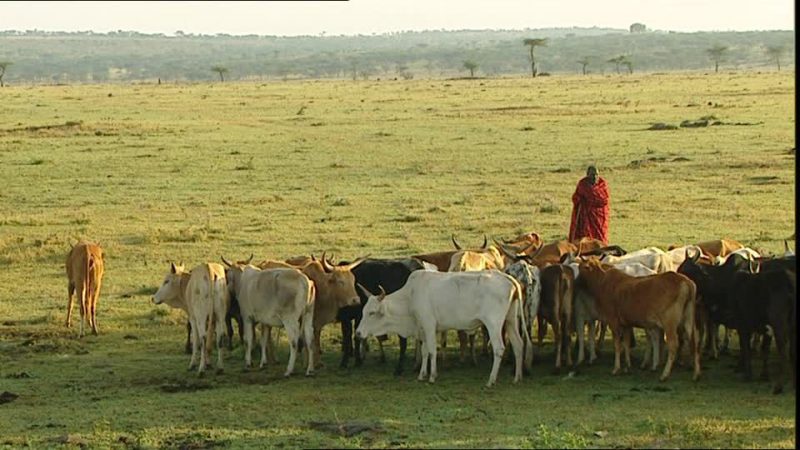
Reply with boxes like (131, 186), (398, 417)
(481, 234), (488, 249)
(356, 283), (374, 298)
(378, 285), (387, 300)
(221, 256), (234, 268)
(346, 255), (370, 271)
(451, 234), (462, 250)
(321, 251), (335, 272)
(170, 262), (177, 273)
(785, 240), (791, 252)
(245, 253), (254, 264)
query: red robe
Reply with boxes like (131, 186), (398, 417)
(568, 177), (610, 245)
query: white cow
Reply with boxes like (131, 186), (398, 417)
(666, 245), (707, 269)
(715, 247), (761, 265)
(600, 252), (674, 273)
(153, 262), (230, 374)
(356, 270), (533, 387)
(225, 264), (316, 377)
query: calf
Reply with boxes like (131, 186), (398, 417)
(65, 242), (105, 337)
(538, 264), (575, 372)
(578, 258), (700, 381)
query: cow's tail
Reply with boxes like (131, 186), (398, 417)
(82, 245), (93, 327)
(300, 279), (316, 371)
(204, 266), (217, 357)
(559, 270), (574, 358)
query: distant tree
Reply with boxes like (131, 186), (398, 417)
(706, 44), (728, 73)
(607, 55), (627, 74)
(622, 57), (633, 74)
(577, 56), (591, 75)
(630, 23), (647, 33)
(211, 65), (228, 82)
(523, 38), (548, 78)
(0, 61), (11, 87)
(765, 45), (787, 71)
(463, 60), (478, 77)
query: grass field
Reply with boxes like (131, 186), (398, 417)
(0, 71), (795, 448)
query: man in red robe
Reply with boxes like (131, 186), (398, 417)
(568, 165), (610, 245)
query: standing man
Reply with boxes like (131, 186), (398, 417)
(568, 165), (610, 245)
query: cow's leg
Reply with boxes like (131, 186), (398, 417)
(197, 316), (210, 375)
(214, 304), (227, 372)
(189, 319), (200, 372)
(89, 282), (100, 335)
(622, 328), (632, 373)
(283, 322), (301, 377)
(394, 336), (407, 376)
(259, 325), (269, 369)
(659, 326), (680, 382)
(485, 322), (505, 387)
(596, 321), (607, 352)
(564, 319), (573, 367)
(340, 319), (352, 368)
(457, 331), (469, 364)
(553, 318), (562, 373)
(505, 313), (525, 383)
(66, 282), (76, 327)
(752, 332), (763, 357)
(418, 336), (430, 381)
(428, 332), (438, 384)
(759, 332), (772, 382)
(772, 328), (787, 394)
(482, 326), (490, 356)
(243, 318), (254, 369)
(588, 320), (597, 364)
(184, 321), (192, 354)
(576, 319), (586, 366)
(740, 328), (754, 382)
(376, 335), (388, 364)
(469, 332), (478, 366)
(536, 315), (547, 346)
(303, 310), (316, 376)
(641, 329), (653, 370)
(439, 330), (448, 360)
(225, 312), (235, 351)
(78, 284), (87, 338)
(267, 326), (279, 364)
(720, 326), (731, 355)
(652, 329), (663, 372)
(611, 327), (622, 375)
(313, 326), (324, 370)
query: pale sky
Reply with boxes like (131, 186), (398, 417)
(0, 0), (794, 36)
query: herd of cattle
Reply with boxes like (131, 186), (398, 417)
(64, 233), (796, 392)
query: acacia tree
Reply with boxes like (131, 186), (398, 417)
(211, 65), (229, 82)
(607, 55), (627, 74)
(623, 58), (633, 74)
(765, 45), (786, 71)
(463, 60), (478, 78)
(706, 44), (728, 73)
(577, 56), (591, 75)
(0, 61), (11, 87)
(523, 38), (548, 78)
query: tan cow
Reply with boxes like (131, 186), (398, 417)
(668, 239), (744, 259)
(577, 257), (701, 381)
(298, 253), (365, 369)
(66, 241), (105, 338)
(153, 262), (230, 374)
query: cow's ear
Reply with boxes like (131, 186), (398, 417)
(170, 262), (177, 274)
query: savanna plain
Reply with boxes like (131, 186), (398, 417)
(0, 71), (795, 448)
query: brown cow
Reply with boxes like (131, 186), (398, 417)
(66, 241), (105, 337)
(577, 258), (701, 381)
(298, 252), (366, 369)
(537, 264), (575, 371)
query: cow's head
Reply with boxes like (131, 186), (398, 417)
(304, 251), (366, 308)
(153, 262), (188, 308)
(221, 254), (253, 301)
(494, 238), (540, 266)
(451, 234), (488, 251)
(355, 284), (388, 339)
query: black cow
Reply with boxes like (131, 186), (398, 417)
(728, 266), (796, 394)
(337, 257), (426, 375)
(678, 251), (750, 358)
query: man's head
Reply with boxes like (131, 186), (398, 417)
(586, 165), (598, 185)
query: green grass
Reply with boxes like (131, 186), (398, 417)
(0, 72), (795, 448)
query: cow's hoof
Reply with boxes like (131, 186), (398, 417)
(305, 371), (315, 377)
(216, 368), (224, 375)
(611, 369), (620, 376)
(283, 372), (292, 378)
(198, 370), (206, 378)
(188, 365), (197, 372)
(428, 378), (436, 384)
(659, 376), (668, 382)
